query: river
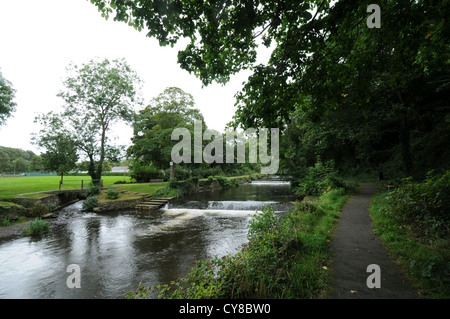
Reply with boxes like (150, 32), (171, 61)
(0, 180), (293, 298)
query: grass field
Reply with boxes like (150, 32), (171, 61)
(0, 175), (253, 199)
(0, 175), (135, 198)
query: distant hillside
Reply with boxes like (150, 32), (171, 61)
(0, 146), (36, 161)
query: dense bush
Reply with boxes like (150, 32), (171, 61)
(294, 158), (350, 197)
(106, 189), (120, 200)
(168, 178), (178, 189)
(85, 186), (100, 198)
(29, 203), (48, 218)
(22, 218), (50, 235)
(386, 170), (450, 237)
(82, 196), (98, 211)
(130, 163), (163, 182)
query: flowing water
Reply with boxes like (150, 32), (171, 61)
(0, 180), (293, 298)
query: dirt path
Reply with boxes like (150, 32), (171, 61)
(330, 183), (417, 299)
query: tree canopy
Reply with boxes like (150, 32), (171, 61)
(0, 69), (16, 126)
(34, 58), (142, 183)
(129, 87), (205, 171)
(91, 0), (450, 179)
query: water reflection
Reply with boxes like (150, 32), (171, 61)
(0, 181), (292, 298)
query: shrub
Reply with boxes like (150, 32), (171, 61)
(295, 158), (339, 196)
(168, 178), (178, 189)
(29, 203), (48, 218)
(46, 201), (59, 212)
(82, 196), (98, 211)
(106, 189), (120, 200)
(22, 218), (50, 235)
(386, 170), (450, 237)
(130, 163), (163, 182)
(214, 176), (227, 187)
(85, 186), (100, 198)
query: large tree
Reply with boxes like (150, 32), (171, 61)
(34, 123), (78, 183)
(35, 58), (142, 184)
(129, 87), (205, 172)
(0, 69), (16, 126)
(0, 151), (10, 173)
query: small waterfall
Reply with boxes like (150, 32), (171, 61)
(163, 200), (286, 211)
(250, 180), (291, 186)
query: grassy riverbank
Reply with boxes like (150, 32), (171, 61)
(126, 182), (357, 299)
(369, 174), (450, 298)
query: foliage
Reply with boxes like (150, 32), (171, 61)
(0, 146), (37, 173)
(29, 202), (48, 218)
(0, 151), (9, 173)
(293, 157), (349, 197)
(0, 146), (35, 162)
(0, 69), (16, 126)
(129, 87), (204, 171)
(91, 0), (450, 179)
(129, 162), (163, 183)
(168, 178), (178, 190)
(36, 133), (78, 182)
(370, 190), (450, 298)
(85, 186), (100, 198)
(105, 188), (120, 200)
(22, 218), (50, 236)
(34, 58), (142, 184)
(385, 171), (450, 237)
(82, 195), (98, 211)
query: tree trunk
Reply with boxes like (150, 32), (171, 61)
(87, 154), (100, 185)
(397, 90), (413, 177)
(95, 124), (107, 186)
(170, 162), (175, 179)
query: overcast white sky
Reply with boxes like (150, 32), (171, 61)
(0, 0), (272, 155)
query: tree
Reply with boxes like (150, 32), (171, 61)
(129, 87), (205, 177)
(0, 69), (16, 126)
(14, 157), (28, 173)
(35, 58), (142, 184)
(30, 155), (42, 172)
(0, 151), (10, 173)
(39, 133), (78, 183)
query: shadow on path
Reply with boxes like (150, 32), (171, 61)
(330, 183), (417, 299)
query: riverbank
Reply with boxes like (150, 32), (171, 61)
(126, 181), (358, 299)
(0, 221), (29, 239)
(369, 185), (449, 299)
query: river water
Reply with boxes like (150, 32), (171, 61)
(0, 181), (293, 298)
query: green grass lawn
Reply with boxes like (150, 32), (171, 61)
(114, 182), (167, 195)
(0, 174), (251, 199)
(0, 175), (133, 199)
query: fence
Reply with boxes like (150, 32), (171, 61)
(58, 179), (103, 190)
